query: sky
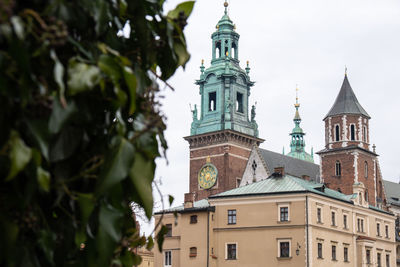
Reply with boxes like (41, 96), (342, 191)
(140, 0), (400, 235)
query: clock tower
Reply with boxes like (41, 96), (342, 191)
(184, 2), (263, 201)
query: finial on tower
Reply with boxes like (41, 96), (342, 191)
(200, 59), (205, 74)
(294, 85), (300, 108)
(345, 65), (348, 76)
(246, 61), (250, 75)
(224, 0), (229, 14)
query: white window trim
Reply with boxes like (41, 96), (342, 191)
(164, 250), (172, 267)
(278, 203), (290, 222)
(225, 242), (238, 260)
(277, 238), (292, 258)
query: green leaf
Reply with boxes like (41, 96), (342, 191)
(156, 225), (168, 252)
(174, 41), (190, 67)
(50, 50), (66, 100)
(37, 230), (56, 265)
(167, 1), (195, 20)
(77, 193), (95, 226)
(37, 167), (50, 192)
(168, 195), (174, 206)
(6, 131), (32, 181)
(99, 203), (123, 242)
(68, 59), (100, 95)
(96, 137), (134, 195)
(122, 66), (137, 115)
(129, 152), (155, 219)
(49, 126), (82, 162)
(94, 0), (110, 35)
(48, 99), (77, 134)
(146, 236), (154, 251)
(26, 120), (50, 162)
(98, 54), (121, 84)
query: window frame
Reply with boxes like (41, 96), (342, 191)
(226, 243), (237, 260)
(366, 249), (371, 264)
(279, 206), (289, 222)
(164, 250), (172, 266)
(331, 245), (337, 260)
(317, 207), (322, 223)
(331, 211), (336, 226)
(335, 124), (340, 141)
(227, 209), (237, 225)
(386, 254), (390, 267)
(190, 215), (198, 224)
(335, 161), (341, 176)
(377, 223), (381, 236)
(236, 91), (244, 113)
(317, 243), (323, 259)
(189, 247), (197, 257)
(350, 124), (356, 141)
(385, 225), (389, 238)
(208, 91), (217, 112)
(166, 224), (172, 237)
(343, 214), (348, 229)
(377, 252), (382, 267)
(344, 246), (349, 262)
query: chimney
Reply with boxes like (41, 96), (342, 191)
(302, 175), (310, 181)
(273, 167), (285, 177)
(184, 192), (195, 209)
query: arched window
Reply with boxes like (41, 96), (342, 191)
(364, 161), (368, 178)
(335, 125), (340, 141)
(232, 42), (237, 59)
(350, 124), (355, 141)
(215, 41), (221, 58)
(335, 161), (341, 176)
(365, 189), (368, 202)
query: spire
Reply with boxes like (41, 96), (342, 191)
(224, 0), (228, 15)
(287, 87), (314, 163)
(324, 73), (370, 119)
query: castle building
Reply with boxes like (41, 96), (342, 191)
(183, 1), (263, 202)
(153, 2), (396, 267)
(317, 74), (387, 208)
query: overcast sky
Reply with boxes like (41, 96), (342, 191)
(141, 0), (400, 235)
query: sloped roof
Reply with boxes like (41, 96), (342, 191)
(324, 75), (370, 119)
(211, 175), (353, 203)
(154, 199), (210, 214)
(258, 148), (320, 180)
(383, 180), (400, 207)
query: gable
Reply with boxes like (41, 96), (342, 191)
(240, 146), (269, 186)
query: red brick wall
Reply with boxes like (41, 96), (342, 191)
(321, 152), (355, 195)
(189, 144), (251, 201)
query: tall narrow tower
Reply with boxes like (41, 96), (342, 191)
(286, 88), (314, 163)
(184, 2), (263, 201)
(317, 73), (386, 207)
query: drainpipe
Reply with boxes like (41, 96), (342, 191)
(306, 195), (309, 267)
(207, 210), (210, 267)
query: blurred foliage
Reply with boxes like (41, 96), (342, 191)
(0, 0), (194, 266)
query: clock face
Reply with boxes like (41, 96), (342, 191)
(198, 164), (218, 189)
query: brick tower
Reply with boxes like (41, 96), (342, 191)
(184, 2), (263, 201)
(317, 73), (386, 207)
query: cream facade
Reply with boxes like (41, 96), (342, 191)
(154, 176), (396, 267)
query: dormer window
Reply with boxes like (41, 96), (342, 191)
(335, 125), (340, 141)
(350, 124), (355, 141)
(209, 92), (216, 111)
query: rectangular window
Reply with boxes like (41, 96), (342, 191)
(331, 211), (336, 226)
(208, 92), (216, 111)
(236, 92), (243, 113)
(357, 218), (364, 232)
(361, 219), (364, 232)
(189, 247), (197, 257)
(164, 251), (172, 266)
(227, 244), (237, 260)
(280, 242), (290, 258)
(343, 214), (347, 229)
(332, 245), (336, 260)
(228, 209), (236, 225)
(190, 215), (198, 224)
(350, 124), (355, 140)
(344, 247), (349, 262)
(377, 252), (382, 267)
(385, 225), (389, 238)
(317, 208), (322, 223)
(377, 223), (380, 236)
(386, 254), (390, 267)
(280, 207), (289, 222)
(166, 224), (172, 237)
(317, 243), (323, 259)
(366, 249), (371, 264)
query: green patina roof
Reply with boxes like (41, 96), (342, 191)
(211, 174), (353, 203)
(154, 199), (210, 214)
